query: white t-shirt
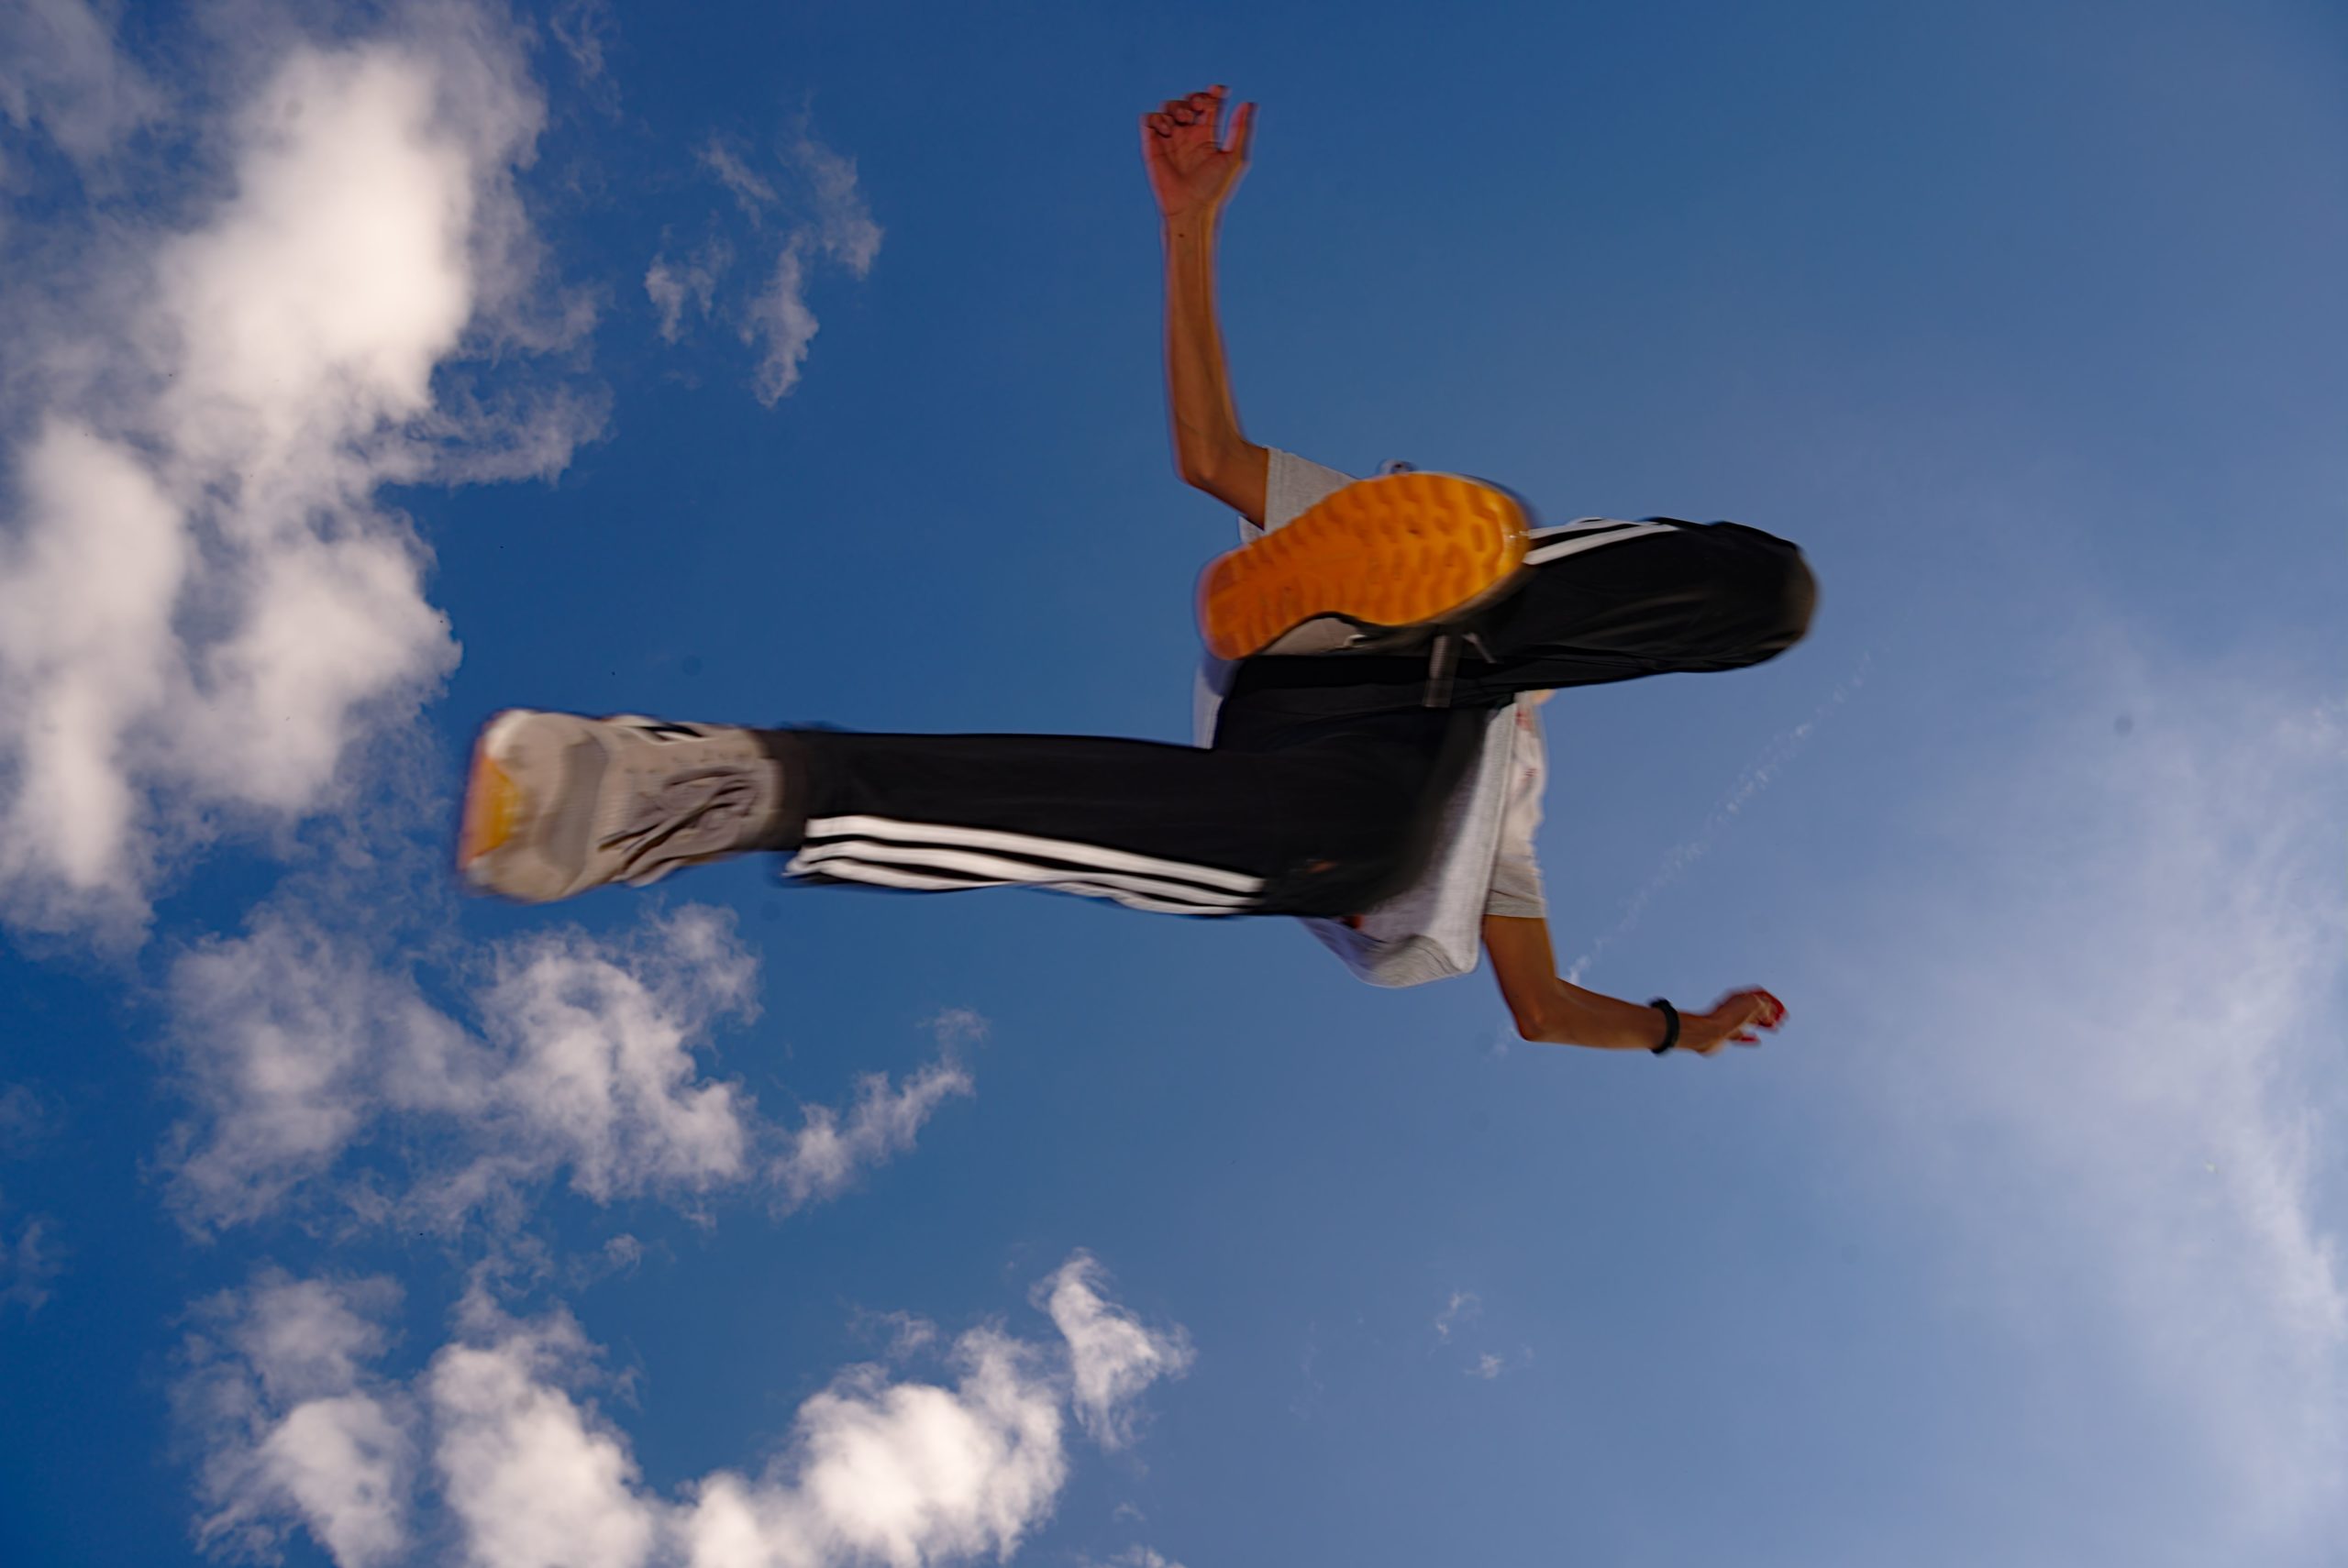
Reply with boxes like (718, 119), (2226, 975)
(1193, 450), (1548, 986)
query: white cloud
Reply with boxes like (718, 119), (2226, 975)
(684, 1327), (1069, 1568)
(187, 1255), (1191, 1568)
(1432, 1289), (1479, 1343)
(1430, 1290), (1528, 1380)
(0, 1081), (50, 1154)
(0, 6), (599, 937)
(428, 1303), (660, 1568)
(788, 136), (882, 277)
(547, 0), (617, 103)
(646, 238), (731, 343)
(743, 136), (880, 405)
(183, 1273), (418, 1568)
(745, 247), (824, 406)
(774, 1052), (975, 1214)
(0, 0), (163, 166)
(0, 1095), (59, 1315)
(1081, 1549), (1186, 1568)
(699, 139), (779, 215)
(1833, 628), (2348, 1554)
(165, 903), (974, 1235)
(850, 1308), (941, 1361)
(663, 129), (880, 405)
(465, 909), (761, 1206)
(1041, 1252), (1196, 1451)
(166, 905), (479, 1228)
(0, 1208), (60, 1314)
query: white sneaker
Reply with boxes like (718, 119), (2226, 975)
(457, 710), (784, 903)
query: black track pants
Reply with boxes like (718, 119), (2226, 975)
(760, 521), (1815, 919)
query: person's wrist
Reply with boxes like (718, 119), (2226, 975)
(1645, 998), (1681, 1055)
(1160, 202), (1222, 238)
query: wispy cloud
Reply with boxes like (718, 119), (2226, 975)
(775, 1050), (976, 1214)
(644, 237), (730, 344)
(1080, 1549), (1189, 1568)
(699, 138), (779, 214)
(653, 127), (881, 404)
(183, 1255), (1192, 1568)
(1831, 624), (2347, 1556)
(1430, 1289), (1523, 1379)
(0, 0), (163, 170)
(0, 1082), (50, 1155)
(0, 1209), (61, 1315)
(164, 903), (976, 1235)
(0, 4), (601, 940)
(0, 1083), (61, 1315)
(546, 0), (618, 112)
(1566, 655), (1867, 985)
(182, 1272), (417, 1568)
(1042, 1252), (1196, 1451)
(1432, 1289), (1479, 1343)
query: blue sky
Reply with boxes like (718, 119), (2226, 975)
(2, 2), (2343, 1565)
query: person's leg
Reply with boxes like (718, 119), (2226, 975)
(461, 520), (1807, 909)
(760, 702), (1481, 918)
(1463, 519), (1817, 693)
(1215, 519), (1816, 713)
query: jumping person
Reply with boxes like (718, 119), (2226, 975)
(457, 86), (1807, 1058)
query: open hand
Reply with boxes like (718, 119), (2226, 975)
(1141, 84), (1256, 222)
(1675, 988), (1788, 1055)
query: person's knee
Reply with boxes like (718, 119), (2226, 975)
(1715, 532), (1815, 664)
(1769, 546), (1817, 652)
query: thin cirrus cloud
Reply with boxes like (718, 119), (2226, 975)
(1430, 1289), (1479, 1343)
(1043, 1251), (1198, 1451)
(0, 0), (164, 170)
(183, 1253), (1191, 1568)
(0, 1084), (56, 1315)
(1829, 623), (2348, 1556)
(0, 1209), (60, 1316)
(773, 1007), (985, 1214)
(0, 1), (600, 940)
(647, 132), (882, 404)
(1564, 656), (1867, 986)
(164, 903), (975, 1235)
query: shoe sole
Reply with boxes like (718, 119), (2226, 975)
(1197, 472), (1530, 661)
(457, 715), (526, 877)
(457, 709), (599, 901)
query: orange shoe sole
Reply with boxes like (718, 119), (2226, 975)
(456, 724), (525, 876)
(1198, 472), (1530, 661)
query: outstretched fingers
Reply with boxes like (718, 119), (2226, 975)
(1228, 96), (1256, 157)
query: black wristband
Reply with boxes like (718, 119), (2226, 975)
(1647, 998), (1681, 1055)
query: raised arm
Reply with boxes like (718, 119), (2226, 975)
(1482, 913), (1788, 1056)
(1143, 84), (1268, 524)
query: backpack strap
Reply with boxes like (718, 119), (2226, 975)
(1423, 633), (1459, 709)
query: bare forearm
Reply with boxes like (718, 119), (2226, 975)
(1161, 214), (1264, 517)
(1483, 917), (1782, 1057)
(1521, 978), (1674, 1052)
(1482, 913), (1668, 1053)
